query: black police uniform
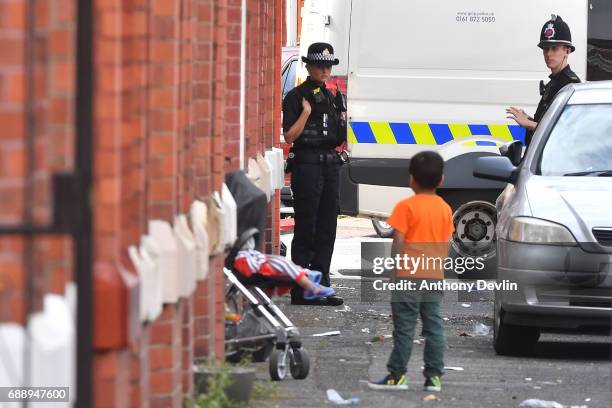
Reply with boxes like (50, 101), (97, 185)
(282, 43), (346, 305)
(527, 65), (580, 146)
(526, 15), (580, 147)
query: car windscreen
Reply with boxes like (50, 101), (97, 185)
(538, 104), (612, 176)
(282, 59), (297, 100)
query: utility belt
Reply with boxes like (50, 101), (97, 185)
(285, 148), (340, 173)
(297, 129), (339, 148)
(293, 149), (341, 166)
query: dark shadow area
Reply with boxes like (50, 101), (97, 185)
(530, 340), (612, 361)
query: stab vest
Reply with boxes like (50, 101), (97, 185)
(293, 81), (344, 150)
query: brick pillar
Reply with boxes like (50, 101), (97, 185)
(147, 0), (185, 405)
(148, 0), (179, 221)
(245, 0), (260, 162)
(192, 0), (213, 198)
(120, 2), (151, 406)
(130, 326), (150, 408)
(191, 0), (227, 363)
(149, 304), (183, 408)
(0, 0), (26, 314)
(192, 0), (215, 361)
(262, 0), (279, 254)
(92, 0), (133, 407)
(181, 297), (194, 394)
(94, 349), (132, 407)
(45, 0), (76, 294)
(224, 0), (241, 172)
(178, 0), (195, 397)
(120, 0), (149, 251)
(211, 0), (228, 360)
(280, 0), (286, 46)
(177, 0), (195, 215)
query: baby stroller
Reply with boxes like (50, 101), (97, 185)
(223, 171), (310, 381)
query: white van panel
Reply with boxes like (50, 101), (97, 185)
(358, 184), (413, 218)
(348, 0), (588, 157)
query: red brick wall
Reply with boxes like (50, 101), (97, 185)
(0, 0), (75, 322)
(1, 0), (281, 406)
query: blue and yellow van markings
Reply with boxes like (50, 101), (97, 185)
(349, 121), (526, 146)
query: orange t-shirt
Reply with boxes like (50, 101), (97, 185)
(387, 194), (455, 279)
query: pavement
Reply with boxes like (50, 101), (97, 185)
(248, 217), (612, 408)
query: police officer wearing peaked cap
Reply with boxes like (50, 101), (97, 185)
(507, 15), (581, 147)
(282, 42), (346, 306)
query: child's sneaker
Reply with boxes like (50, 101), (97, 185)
(424, 376), (441, 392)
(305, 269), (322, 284)
(303, 283), (334, 300)
(367, 373), (408, 390)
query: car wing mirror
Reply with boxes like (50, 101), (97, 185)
(499, 140), (523, 166)
(473, 156), (518, 184)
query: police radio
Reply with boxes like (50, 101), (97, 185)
(335, 91), (347, 144)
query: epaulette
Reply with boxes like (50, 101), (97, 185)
(563, 68), (580, 83)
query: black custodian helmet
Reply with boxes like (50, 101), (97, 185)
(537, 14), (575, 52)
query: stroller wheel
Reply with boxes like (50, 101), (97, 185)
(269, 349), (288, 381)
(289, 348), (310, 380)
(252, 341), (274, 363)
(225, 350), (244, 364)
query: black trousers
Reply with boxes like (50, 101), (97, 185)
(290, 158), (339, 299)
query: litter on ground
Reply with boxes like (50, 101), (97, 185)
(519, 399), (564, 408)
(326, 389), (360, 405)
(312, 330), (341, 337)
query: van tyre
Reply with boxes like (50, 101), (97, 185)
(494, 301), (540, 356)
(372, 219), (394, 238)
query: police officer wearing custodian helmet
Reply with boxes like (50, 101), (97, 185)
(282, 42), (346, 306)
(507, 15), (581, 147)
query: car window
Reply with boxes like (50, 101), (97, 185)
(539, 104), (612, 176)
(282, 59), (297, 100)
(281, 62), (290, 93)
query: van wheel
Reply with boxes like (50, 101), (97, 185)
(372, 219), (394, 238)
(493, 300), (540, 356)
(451, 201), (496, 259)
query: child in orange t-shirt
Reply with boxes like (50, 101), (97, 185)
(368, 151), (454, 392)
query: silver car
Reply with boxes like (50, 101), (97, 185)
(474, 81), (612, 355)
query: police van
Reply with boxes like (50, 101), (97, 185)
(297, 0), (612, 266)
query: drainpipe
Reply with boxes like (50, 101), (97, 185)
(75, 0), (94, 406)
(239, 0), (247, 169)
